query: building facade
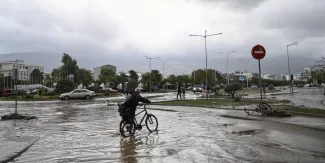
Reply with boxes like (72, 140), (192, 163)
(0, 60), (44, 81)
(262, 73), (277, 80)
(93, 64), (116, 81)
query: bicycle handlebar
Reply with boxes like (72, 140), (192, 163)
(117, 102), (149, 108)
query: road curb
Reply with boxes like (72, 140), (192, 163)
(0, 137), (40, 163)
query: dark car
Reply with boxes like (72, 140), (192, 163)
(297, 84), (304, 88)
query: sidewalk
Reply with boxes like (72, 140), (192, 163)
(223, 110), (325, 131)
(150, 105), (325, 132)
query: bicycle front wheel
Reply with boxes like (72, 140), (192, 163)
(119, 119), (135, 137)
(145, 114), (158, 132)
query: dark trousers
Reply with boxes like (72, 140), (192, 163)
(177, 92), (182, 100)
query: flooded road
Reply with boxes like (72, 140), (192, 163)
(1, 97), (325, 162)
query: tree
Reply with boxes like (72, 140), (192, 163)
(166, 75), (177, 85)
(60, 53), (79, 84)
(55, 79), (74, 94)
(44, 74), (52, 87)
(30, 69), (43, 84)
(51, 68), (62, 83)
(176, 75), (191, 87)
(215, 70), (226, 84)
(0, 73), (4, 88)
(191, 69), (217, 86)
(127, 79), (138, 90)
(224, 83), (242, 100)
(116, 72), (128, 90)
(141, 70), (162, 90)
(78, 68), (93, 88)
(98, 68), (116, 86)
(128, 70), (138, 81)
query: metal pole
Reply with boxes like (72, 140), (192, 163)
(162, 61), (165, 92)
(204, 30), (208, 98)
(286, 45), (291, 92)
(247, 75), (249, 88)
(227, 55), (229, 85)
(189, 31), (222, 97)
(150, 59), (152, 92)
(14, 69), (18, 114)
(258, 60), (262, 115)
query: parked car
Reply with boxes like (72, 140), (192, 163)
(251, 85), (258, 88)
(99, 87), (118, 95)
(0, 88), (13, 97)
(60, 89), (95, 100)
(297, 84), (304, 88)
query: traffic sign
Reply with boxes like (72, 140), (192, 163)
(201, 83), (204, 87)
(239, 76), (245, 81)
(251, 44), (266, 60)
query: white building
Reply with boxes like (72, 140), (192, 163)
(233, 70), (253, 79)
(262, 73), (277, 80)
(0, 60), (44, 81)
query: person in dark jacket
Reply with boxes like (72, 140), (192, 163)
(182, 86), (186, 100)
(177, 85), (182, 100)
(122, 88), (151, 122)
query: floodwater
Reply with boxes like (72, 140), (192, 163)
(248, 87), (325, 110)
(1, 99), (325, 163)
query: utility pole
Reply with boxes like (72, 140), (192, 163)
(189, 30), (223, 98)
(287, 42), (298, 93)
(156, 58), (170, 92)
(145, 56), (159, 92)
(218, 51), (236, 85)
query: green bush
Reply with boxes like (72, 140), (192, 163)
(23, 94), (34, 99)
(45, 91), (58, 96)
(224, 83), (242, 100)
(37, 89), (48, 96)
(55, 80), (74, 94)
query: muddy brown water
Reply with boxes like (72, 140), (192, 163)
(0, 97), (325, 162)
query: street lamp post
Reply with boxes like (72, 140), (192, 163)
(189, 30), (222, 98)
(218, 51), (236, 85)
(145, 56), (159, 92)
(287, 42), (298, 93)
(156, 58), (170, 92)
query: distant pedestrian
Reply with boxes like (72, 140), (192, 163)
(182, 86), (186, 100)
(177, 85), (182, 100)
(207, 86), (211, 98)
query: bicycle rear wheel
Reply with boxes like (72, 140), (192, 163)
(145, 114), (158, 132)
(119, 119), (136, 137)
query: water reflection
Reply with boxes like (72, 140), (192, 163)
(120, 137), (138, 163)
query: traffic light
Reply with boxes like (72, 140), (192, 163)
(290, 75), (293, 81)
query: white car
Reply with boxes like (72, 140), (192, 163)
(60, 89), (95, 100)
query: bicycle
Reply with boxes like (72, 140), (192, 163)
(118, 103), (158, 137)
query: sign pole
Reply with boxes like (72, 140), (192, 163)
(14, 68), (18, 114)
(258, 60), (263, 116)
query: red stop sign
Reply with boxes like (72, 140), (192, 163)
(251, 44), (266, 60)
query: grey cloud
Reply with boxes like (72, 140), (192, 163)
(192, 0), (269, 11)
(259, 1), (325, 40)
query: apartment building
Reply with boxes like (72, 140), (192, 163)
(0, 60), (44, 80)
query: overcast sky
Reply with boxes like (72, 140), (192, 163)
(0, 0), (324, 76)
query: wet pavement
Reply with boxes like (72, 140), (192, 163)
(247, 87), (325, 110)
(1, 98), (325, 163)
